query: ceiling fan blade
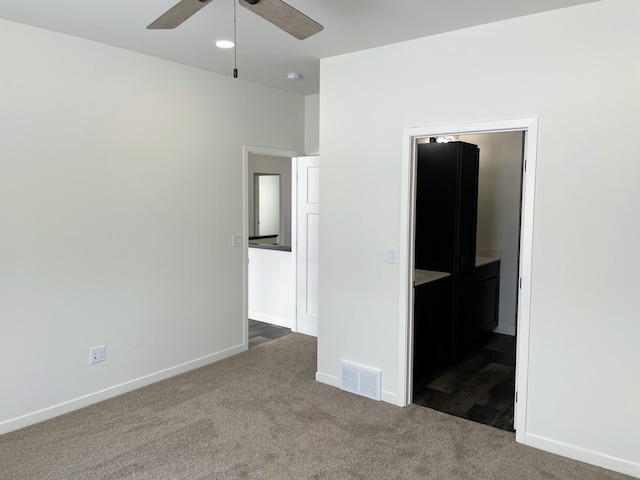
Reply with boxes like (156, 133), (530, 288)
(239, 0), (323, 40)
(147, 0), (215, 29)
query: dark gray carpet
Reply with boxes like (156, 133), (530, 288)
(0, 334), (632, 480)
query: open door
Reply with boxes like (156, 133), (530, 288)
(296, 156), (320, 336)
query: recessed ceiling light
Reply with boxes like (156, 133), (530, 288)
(286, 72), (302, 81)
(215, 40), (235, 49)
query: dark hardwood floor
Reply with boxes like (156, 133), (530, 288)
(413, 333), (516, 432)
(248, 319), (292, 348)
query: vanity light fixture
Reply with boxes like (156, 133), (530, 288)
(429, 136), (458, 143)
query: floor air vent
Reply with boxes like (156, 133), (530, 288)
(340, 361), (381, 401)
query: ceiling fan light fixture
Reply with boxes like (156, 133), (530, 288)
(286, 72), (302, 81)
(215, 40), (235, 49)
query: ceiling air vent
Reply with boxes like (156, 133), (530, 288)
(340, 361), (381, 401)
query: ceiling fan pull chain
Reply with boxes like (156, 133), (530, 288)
(233, 0), (238, 78)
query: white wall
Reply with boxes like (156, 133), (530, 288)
(461, 132), (524, 336)
(248, 248), (295, 328)
(0, 19), (304, 433)
(305, 94), (320, 155)
(317, 1), (640, 477)
(248, 153), (293, 246)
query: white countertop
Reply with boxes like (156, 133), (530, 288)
(414, 269), (451, 286)
(475, 256), (500, 267)
(415, 256), (500, 286)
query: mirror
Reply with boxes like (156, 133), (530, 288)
(254, 173), (280, 238)
(247, 153), (292, 248)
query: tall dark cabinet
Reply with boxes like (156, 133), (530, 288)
(415, 141), (480, 362)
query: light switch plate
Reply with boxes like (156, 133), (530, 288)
(231, 234), (242, 247)
(387, 247), (398, 264)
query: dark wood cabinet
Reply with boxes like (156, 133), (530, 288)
(453, 272), (476, 360)
(413, 276), (452, 383)
(414, 142), (479, 275)
(415, 141), (480, 363)
(473, 260), (501, 335)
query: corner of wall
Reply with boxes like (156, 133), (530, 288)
(305, 94), (320, 155)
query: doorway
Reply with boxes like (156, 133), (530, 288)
(242, 146), (320, 348)
(242, 145), (298, 350)
(398, 118), (538, 443)
(412, 131), (523, 431)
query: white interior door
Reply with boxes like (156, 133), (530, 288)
(296, 156), (320, 336)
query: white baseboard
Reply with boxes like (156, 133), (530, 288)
(494, 324), (516, 336)
(524, 433), (640, 479)
(0, 343), (246, 436)
(381, 390), (401, 406)
(315, 371), (339, 388)
(249, 311), (291, 329)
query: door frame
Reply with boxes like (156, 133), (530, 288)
(398, 118), (538, 443)
(242, 145), (300, 350)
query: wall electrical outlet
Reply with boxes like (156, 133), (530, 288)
(89, 345), (106, 364)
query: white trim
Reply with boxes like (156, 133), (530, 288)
(243, 145), (301, 342)
(315, 371), (339, 388)
(0, 344), (245, 435)
(398, 118), (538, 444)
(381, 390), (401, 405)
(398, 131), (417, 407)
(514, 118), (538, 439)
(248, 311), (291, 329)
(291, 157), (298, 330)
(524, 433), (640, 479)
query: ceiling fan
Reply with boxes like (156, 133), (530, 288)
(148, 0), (323, 40)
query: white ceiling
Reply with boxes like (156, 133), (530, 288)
(0, 0), (598, 95)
